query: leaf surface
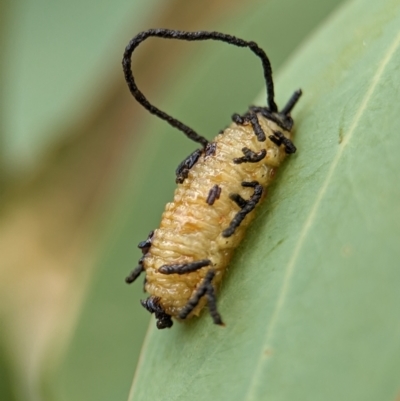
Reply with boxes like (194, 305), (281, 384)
(129, 0), (400, 400)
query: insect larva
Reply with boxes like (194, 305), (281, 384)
(122, 29), (302, 329)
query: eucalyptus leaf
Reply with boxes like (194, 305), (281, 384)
(0, 1), (349, 401)
(128, 0), (400, 400)
(53, 1), (347, 401)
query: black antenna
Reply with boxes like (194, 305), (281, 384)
(280, 89), (302, 116)
(122, 29), (278, 147)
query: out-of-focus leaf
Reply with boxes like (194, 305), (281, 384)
(128, 0), (400, 400)
(0, 338), (17, 401)
(1, 0), (159, 171)
(0, 2), (173, 401)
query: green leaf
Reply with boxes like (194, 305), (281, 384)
(52, 2), (347, 401)
(129, 0), (400, 400)
(0, 1), (347, 401)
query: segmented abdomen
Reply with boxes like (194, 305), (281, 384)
(143, 113), (290, 318)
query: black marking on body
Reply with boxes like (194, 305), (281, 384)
(205, 142), (217, 157)
(231, 113), (245, 124)
(231, 112), (266, 142)
(229, 193), (247, 208)
(141, 296), (173, 329)
(234, 89), (302, 137)
(176, 148), (202, 184)
(250, 106), (294, 132)
(233, 147), (266, 164)
(158, 259), (211, 274)
(222, 181), (263, 237)
(269, 131), (296, 154)
(248, 113), (266, 141)
(206, 185), (222, 205)
(179, 269), (223, 325)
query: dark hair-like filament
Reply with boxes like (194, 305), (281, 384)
(122, 29), (278, 147)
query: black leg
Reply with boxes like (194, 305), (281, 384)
(179, 281), (208, 320)
(125, 263), (144, 284)
(141, 296), (173, 329)
(126, 230), (154, 284)
(176, 148), (202, 184)
(179, 270), (224, 325)
(138, 230), (154, 254)
(222, 181), (263, 237)
(205, 275), (224, 326)
(159, 259), (211, 274)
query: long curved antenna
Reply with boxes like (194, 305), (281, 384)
(122, 29), (278, 147)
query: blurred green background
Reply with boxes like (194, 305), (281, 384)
(0, 1), (349, 400)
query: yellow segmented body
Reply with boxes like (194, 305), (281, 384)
(122, 29), (302, 329)
(143, 113), (292, 319)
